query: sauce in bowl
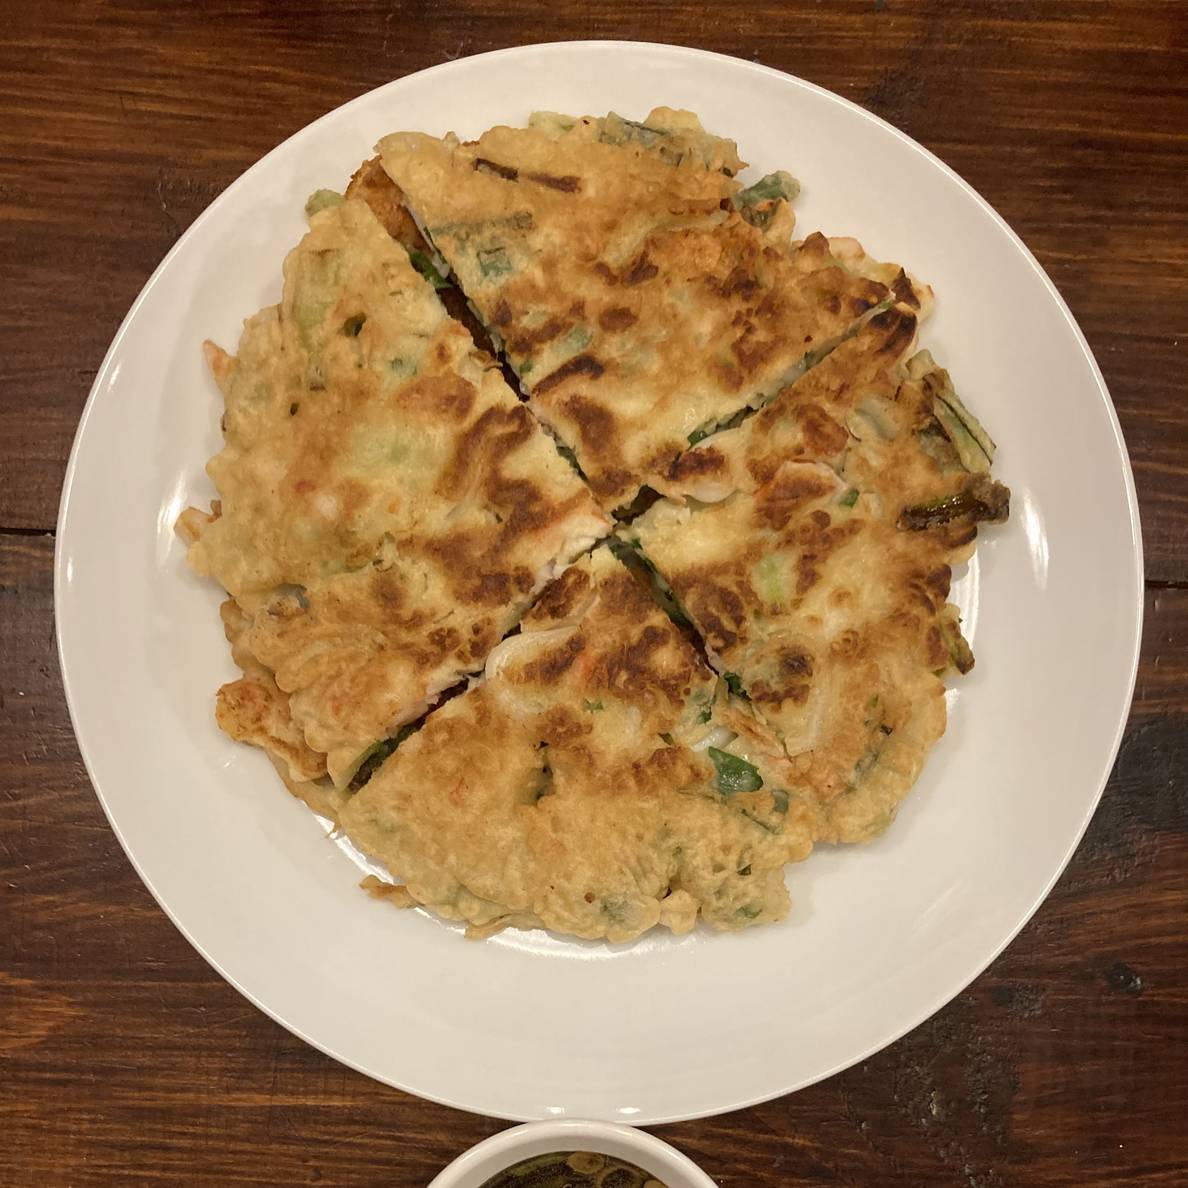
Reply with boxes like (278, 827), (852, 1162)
(479, 1150), (667, 1187)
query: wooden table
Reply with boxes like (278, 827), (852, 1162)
(3, 3), (1185, 1183)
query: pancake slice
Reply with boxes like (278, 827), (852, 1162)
(658, 305), (922, 501)
(340, 547), (820, 942)
(631, 309), (1008, 842)
(179, 196), (610, 786)
(377, 110), (922, 511)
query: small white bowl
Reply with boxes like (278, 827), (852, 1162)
(427, 1119), (717, 1187)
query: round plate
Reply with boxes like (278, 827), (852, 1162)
(56, 42), (1143, 1124)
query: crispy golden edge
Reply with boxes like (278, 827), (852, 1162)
(213, 598), (348, 823)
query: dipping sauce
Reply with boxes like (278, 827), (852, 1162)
(479, 1150), (668, 1187)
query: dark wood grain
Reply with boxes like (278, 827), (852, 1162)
(2, 534), (1186, 1186)
(2, 3), (1186, 1185)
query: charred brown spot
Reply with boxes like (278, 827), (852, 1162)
(532, 565), (592, 622)
(467, 628), (498, 662)
(925, 565), (952, 604)
(794, 513), (862, 565)
(751, 678), (810, 707)
(523, 632), (586, 683)
(755, 469), (838, 529)
(534, 354), (606, 397)
(747, 456), (779, 488)
(426, 521), (525, 602)
(490, 476), (583, 543)
(594, 467), (636, 507)
(374, 571), (406, 609)
(474, 571), (513, 603)
(829, 630), (862, 658)
(595, 571), (649, 618)
(753, 647), (815, 708)
(439, 404), (533, 499)
(891, 268), (920, 310)
(711, 267), (761, 300)
(796, 556), (820, 594)
(794, 404), (850, 458)
(670, 446), (726, 482)
(592, 262), (617, 285)
(926, 625), (949, 670)
(594, 620), (691, 705)
(906, 577), (937, 614)
(850, 286), (884, 316)
(540, 707), (593, 749)
(427, 625), (461, 655)
(415, 373), (476, 421)
(492, 299), (513, 327)
(525, 171), (581, 192)
(474, 157), (518, 181)
(825, 294), (842, 315)
(868, 305), (918, 356)
(685, 582), (746, 652)
(731, 325), (778, 373)
(623, 254), (659, 286)
(598, 306), (637, 332)
(558, 394), (618, 461)
(780, 649), (814, 677)
(505, 318), (571, 355)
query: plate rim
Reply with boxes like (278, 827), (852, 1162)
(54, 39), (1145, 1124)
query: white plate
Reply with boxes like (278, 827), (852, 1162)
(56, 42), (1143, 1124)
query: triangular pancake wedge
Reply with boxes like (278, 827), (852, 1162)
(631, 305), (1009, 842)
(377, 110), (927, 511)
(178, 196), (610, 786)
(340, 548), (820, 942)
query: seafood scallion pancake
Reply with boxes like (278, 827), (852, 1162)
(377, 110), (928, 511)
(178, 196), (609, 786)
(180, 105), (1011, 944)
(631, 306), (1008, 842)
(340, 548), (820, 941)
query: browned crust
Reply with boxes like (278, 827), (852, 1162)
(345, 156), (427, 252)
